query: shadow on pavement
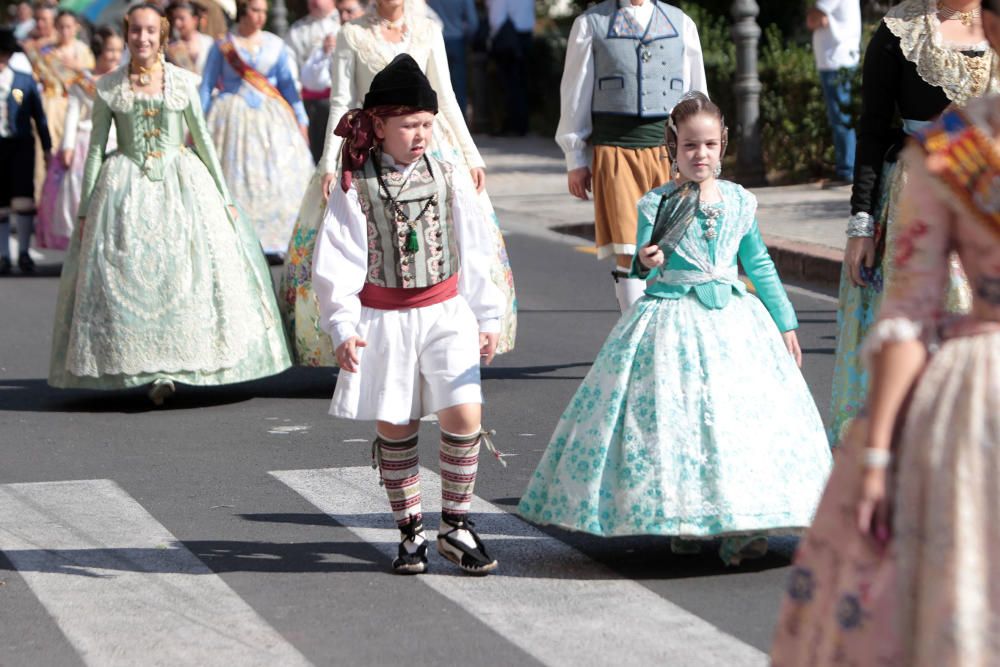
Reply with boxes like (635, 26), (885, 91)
(0, 367), (337, 413)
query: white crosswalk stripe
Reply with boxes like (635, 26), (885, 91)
(272, 466), (768, 667)
(0, 479), (311, 667)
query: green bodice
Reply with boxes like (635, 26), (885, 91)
(79, 64), (233, 216)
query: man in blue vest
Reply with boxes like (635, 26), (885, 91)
(556, 0), (706, 312)
(0, 27), (51, 275)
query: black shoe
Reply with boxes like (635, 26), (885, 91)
(17, 252), (34, 273)
(437, 516), (498, 575)
(392, 520), (428, 575)
(0, 257), (10, 275)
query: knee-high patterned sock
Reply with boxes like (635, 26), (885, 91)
(440, 428), (481, 519)
(13, 213), (33, 256)
(0, 215), (10, 259)
(373, 432), (422, 528)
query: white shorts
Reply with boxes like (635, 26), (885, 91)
(330, 296), (483, 425)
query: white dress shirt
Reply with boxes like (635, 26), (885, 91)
(312, 155), (504, 348)
(812, 0), (861, 71)
(285, 12), (341, 72)
(554, 0), (707, 171)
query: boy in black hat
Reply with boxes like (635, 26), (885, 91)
(0, 27), (50, 275)
(312, 54), (507, 575)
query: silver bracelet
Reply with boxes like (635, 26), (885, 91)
(863, 447), (892, 469)
(846, 212), (875, 238)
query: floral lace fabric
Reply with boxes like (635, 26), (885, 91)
(884, 0), (1000, 105)
(49, 72), (291, 388)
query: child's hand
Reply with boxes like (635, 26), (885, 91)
(638, 244), (664, 269)
(336, 336), (367, 373)
(479, 332), (499, 366)
(782, 330), (803, 368)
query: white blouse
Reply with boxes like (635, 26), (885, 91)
(555, 0), (708, 171)
(312, 156), (504, 348)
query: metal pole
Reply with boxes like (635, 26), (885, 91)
(271, 0), (289, 37)
(731, 0), (766, 185)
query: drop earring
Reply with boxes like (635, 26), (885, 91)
(714, 162), (722, 178)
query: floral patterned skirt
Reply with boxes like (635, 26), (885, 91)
(772, 329), (1000, 666)
(770, 417), (901, 666)
(206, 94), (312, 254)
(829, 162), (970, 443)
(517, 293), (831, 537)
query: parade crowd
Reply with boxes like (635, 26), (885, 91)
(1, 0), (998, 664)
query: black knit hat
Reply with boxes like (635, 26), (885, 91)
(363, 54), (438, 112)
(0, 29), (22, 56)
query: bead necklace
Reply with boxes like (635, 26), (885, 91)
(378, 15), (408, 35)
(373, 151), (437, 254)
(938, 3), (981, 27)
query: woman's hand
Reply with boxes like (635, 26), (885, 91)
(856, 465), (891, 548)
(335, 336), (367, 373)
(470, 167), (486, 193)
(61, 148), (74, 169)
(321, 172), (337, 202)
(845, 237), (876, 287)
(782, 330), (803, 368)
(638, 244), (664, 269)
(479, 331), (499, 365)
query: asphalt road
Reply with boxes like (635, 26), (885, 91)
(0, 227), (838, 666)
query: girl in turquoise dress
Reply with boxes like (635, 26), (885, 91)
(518, 93), (832, 564)
(48, 3), (291, 404)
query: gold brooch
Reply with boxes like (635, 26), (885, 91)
(11, 89), (23, 105)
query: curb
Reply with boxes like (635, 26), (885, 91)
(550, 223), (844, 289)
(762, 235), (842, 288)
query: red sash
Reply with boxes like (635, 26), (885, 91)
(359, 274), (459, 310)
(916, 107), (1000, 240)
(218, 37), (298, 124)
(300, 87), (330, 101)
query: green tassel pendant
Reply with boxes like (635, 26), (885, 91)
(405, 227), (420, 253)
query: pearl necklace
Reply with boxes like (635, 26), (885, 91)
(938, 3), (981, 27)
(378, 15), (407, 33)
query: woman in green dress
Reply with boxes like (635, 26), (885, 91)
(48, 3), (291, 404)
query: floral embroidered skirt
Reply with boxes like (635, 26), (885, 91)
(518, 292), (831, 538)
(206, 94), (312, 254)
(772, 329), (1000, 666)
(829, 162), (970, 443)
(279, 148), (518, 367)
(48, 150), (291, 389)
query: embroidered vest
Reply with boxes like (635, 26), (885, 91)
(585, 0), (688, 118)
(354, 154), (459, 288)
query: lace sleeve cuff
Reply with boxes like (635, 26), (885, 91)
(861, 316), (925, 368)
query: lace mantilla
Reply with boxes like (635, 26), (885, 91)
(884, 0), (1000, 105)
(343, 13), (437, 74)
(97, 62), (196, 113)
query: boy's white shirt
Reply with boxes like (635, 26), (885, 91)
(312, 153), (504, 349)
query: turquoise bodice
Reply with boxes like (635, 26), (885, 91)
(630, 180), (798, 332)
(79, 64), (233, 215)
